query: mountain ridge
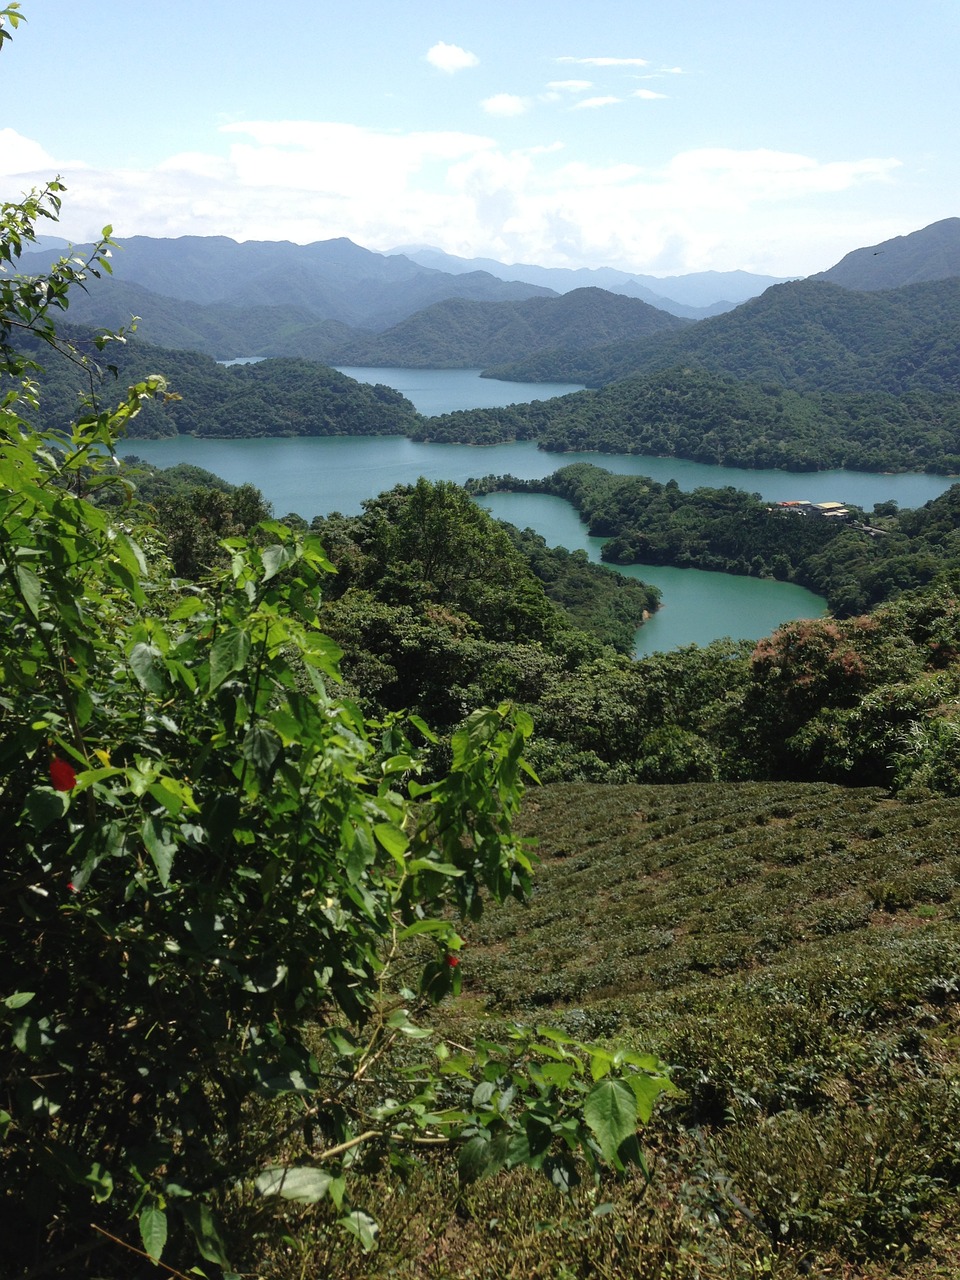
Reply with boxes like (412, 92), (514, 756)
(812, 216), (960, 291)
(330, 286), (686, 368)
(388, 243), (791, 317)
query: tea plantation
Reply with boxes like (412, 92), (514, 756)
(284, 781), (960, 1279)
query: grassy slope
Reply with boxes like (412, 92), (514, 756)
(278, 780), (960, 1279)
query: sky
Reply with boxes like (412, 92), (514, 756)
(0, 0), (957, 278)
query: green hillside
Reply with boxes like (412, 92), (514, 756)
(813, 216), (960, 291)
(277, 779), (960, 1279)
(485, 276), (960, 395)
(480, 462), (960, 615)
(8, 326), (422, 439)
(330, 287), (685, 368)
(415, 365), (960, 473)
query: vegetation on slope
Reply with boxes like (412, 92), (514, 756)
(416, 365), (960, 474)
(5, 324), (423, 438)
(238, 779), (960, 1278)
(126, 459), (960, 799)
(484, 276), (960, 395)
(330, 287), (685, 368)
(477, 462), (960, 616)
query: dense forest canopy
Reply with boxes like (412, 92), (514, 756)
(415, 365), (960, 473)
(485, 276), (960, 394)
(125, 459), (960, 800)
(2, 324), (423, 439)
(472, 462), (960, 617)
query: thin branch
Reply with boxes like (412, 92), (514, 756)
(89, 1223), (197, 1280)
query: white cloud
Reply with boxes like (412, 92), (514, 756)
(666, 148), (901, 204)
(426, 42), (478, 73)
(480, 94), (529, 117)
(632, 89), (667, 100)
(572, 96), (621, 110)
(545, 80), (592, 93)
(0, 126), (907, 277)
(557, 56), (650, 67)
(0, 128), (63, 178)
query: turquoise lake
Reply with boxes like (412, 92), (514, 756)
(122, 367), (959, 653)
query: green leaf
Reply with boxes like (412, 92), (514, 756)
(139, 1206), (167, 1261)
(3, 991), (34, 1010)
(339, 1210), (379, 1252)
(547, 1155), (581, 1195)
(15, 563), (40, 616)
(129, 641), (166, 694)
(181, 1201), (230, 1268)
(168, 594), (206, 620)
(83, 1161), (114, 1202)
(208, 626), (251, 692)
(255, 1165), (332, 1204)
(583, 1077), (638, 1167)
(142, 815), (176, 887)
(458, 1134), (497, 1183)
(261, 543), (298, 581)
(373, 822), (408, 859)
(23, 786), (68, 833)
(242, 723), (281, 782)
(626, 1070), (674, 1123)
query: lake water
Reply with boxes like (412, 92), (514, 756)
(121, 367), (959, 652)
(475, 491), (828, 654)
(334, 366), (586, 417)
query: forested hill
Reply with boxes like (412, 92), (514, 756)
(414, 366), (960, 474)
(484, 276), (960, 393)
(328, 287), (686, 368)
(9, 326), (422, 439)
(477, 461), (960, 618)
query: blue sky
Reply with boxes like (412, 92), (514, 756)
(1, 0), (957, 276)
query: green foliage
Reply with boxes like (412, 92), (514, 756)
(487, 276), (960, 396)
(0, 184), (673, 1277)
(306, 479), (660, 735)
(483, 463), (960, 625)
(218, 780), (960, 1277)
(423, 364), (960, 474)
(8, 326), (424, 439)
(330, 286), (683, 368)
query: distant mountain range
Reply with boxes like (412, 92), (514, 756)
(18, 235), (555, 346)
(388, 245), (791, 318)
(478, 219), (960, 391)
(16, 232), (785, 363)
(487, 276), (960, 394)
(14, 216), (960, 382)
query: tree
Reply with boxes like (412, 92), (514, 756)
(0, 179), (673, 1277)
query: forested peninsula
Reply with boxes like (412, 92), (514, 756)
(470, 461), (960, 616)
(7, 325), (423, 439)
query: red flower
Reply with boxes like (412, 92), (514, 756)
(49, 757), (77, 791)
(447, 954), (460, 968)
